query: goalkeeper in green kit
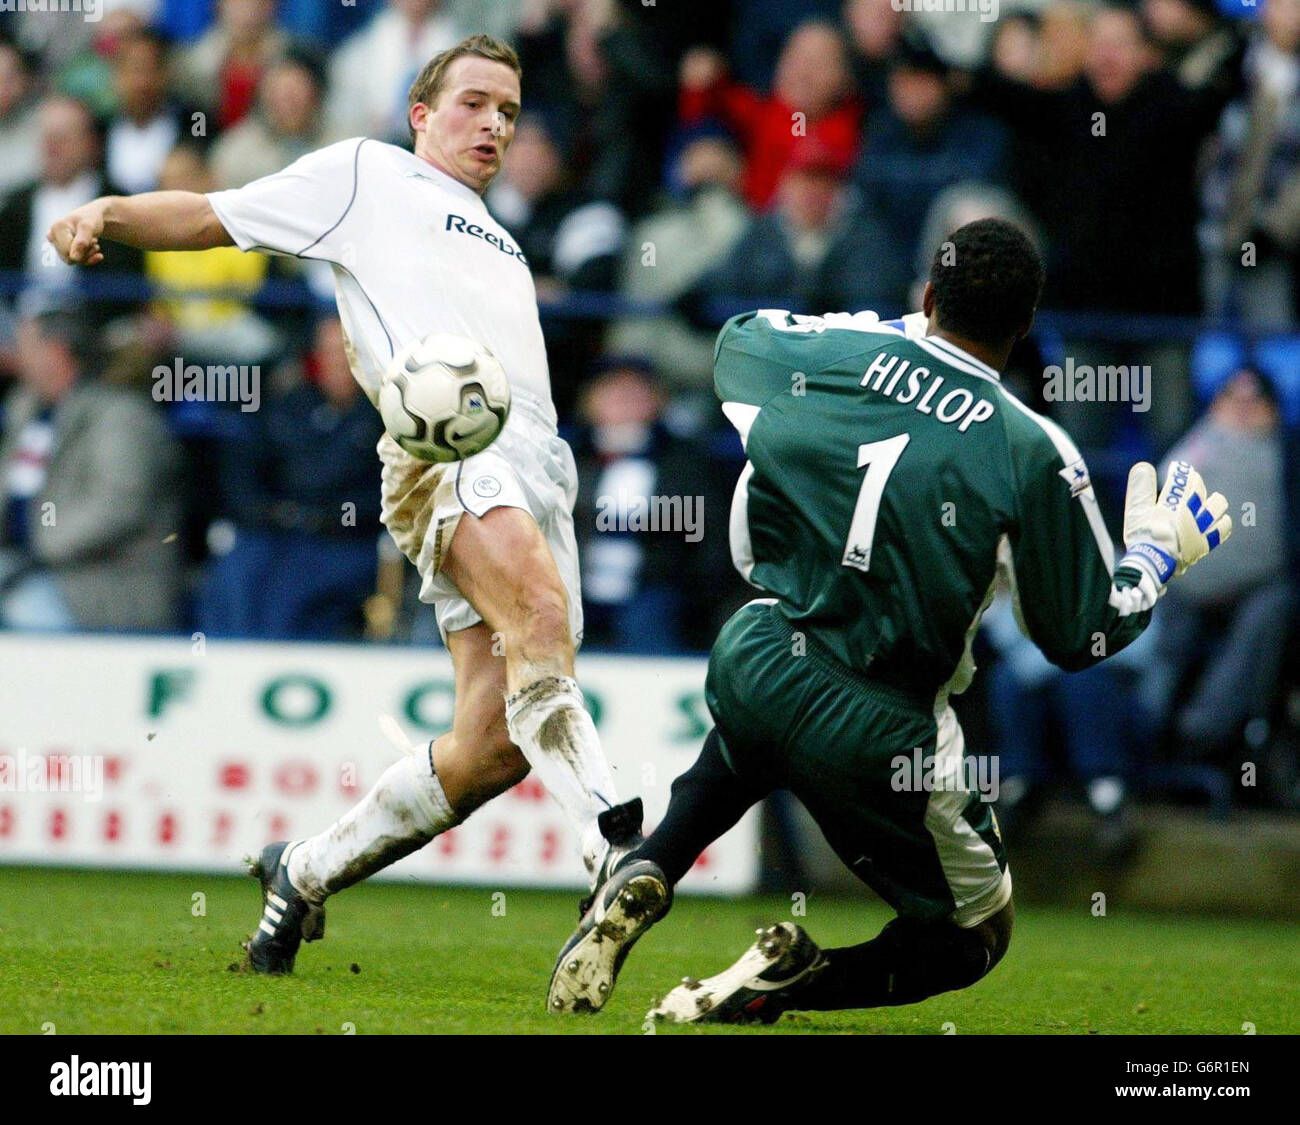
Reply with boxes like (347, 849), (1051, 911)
(546, 219), (1234, 1023)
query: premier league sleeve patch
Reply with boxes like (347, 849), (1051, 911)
(1059, 458), (1091, 497)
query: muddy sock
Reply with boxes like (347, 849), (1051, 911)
(287, 744), (459, 902)
(504, 675), (618, 878)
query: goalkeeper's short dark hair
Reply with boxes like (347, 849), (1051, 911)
(928, 218), (1044, 346)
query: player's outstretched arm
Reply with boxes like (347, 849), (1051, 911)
(1009, 450), (1233, 672)
(47, 191), (234, 266)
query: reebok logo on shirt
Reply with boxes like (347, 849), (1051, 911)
(445, 214), (528, 266)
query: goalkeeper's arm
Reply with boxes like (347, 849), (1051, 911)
(1007, 451), (1231, 672)
(46, 191), (234, 266)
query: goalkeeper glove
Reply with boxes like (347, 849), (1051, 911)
(1113, 460), (1232, 613)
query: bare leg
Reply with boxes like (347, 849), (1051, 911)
(288, 624), (524, 901)
(442, 506), (621, 874)
(431, 623), (528, 814)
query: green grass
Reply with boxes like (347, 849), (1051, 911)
(1, 867), (1295, 1035)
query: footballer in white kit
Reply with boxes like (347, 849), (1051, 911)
(208, 135), (583, 642)
(46, 35), (648, 987)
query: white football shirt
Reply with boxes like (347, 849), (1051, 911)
(207, 138), (554, 421)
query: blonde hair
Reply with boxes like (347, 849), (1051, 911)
(407, 34), (522, 145)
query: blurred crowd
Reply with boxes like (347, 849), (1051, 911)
(0, 0), (1297, 820)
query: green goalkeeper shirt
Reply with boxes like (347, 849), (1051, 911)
(715, 309), (1152, 704)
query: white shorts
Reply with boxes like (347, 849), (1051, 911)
(377, 387), (584, 645)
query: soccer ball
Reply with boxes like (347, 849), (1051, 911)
(378, 333), (511, 462)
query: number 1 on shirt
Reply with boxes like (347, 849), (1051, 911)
(841, 433), (910, 573)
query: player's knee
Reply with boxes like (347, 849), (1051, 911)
(946, 900), (1014, 991)
(937, 924), (998, 993)
(977, 898), (1014, 972)
(882, 909), (1010, 999)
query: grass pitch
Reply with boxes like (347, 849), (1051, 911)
(0, 867), (1294, 1035)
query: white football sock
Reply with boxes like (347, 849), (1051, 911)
(288, 742), (459, 903)
(505, 675), (618, 876)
